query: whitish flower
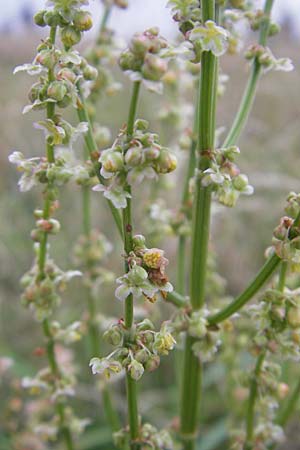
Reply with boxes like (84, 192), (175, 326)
(190, 20), (229, 57)
(128, 359), (144, 381)
(89, 357), (122, 379)
(127, 166), (158, 186)
(115, 265), (157, 301)
(153, 327), (176, 356)
(93, 183), (131, 209)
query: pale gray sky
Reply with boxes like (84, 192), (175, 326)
(1, 0), (300, 38)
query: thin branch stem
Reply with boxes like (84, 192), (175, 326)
(76, 89), (123, 237)
(223, 0), (274, 147)
(244, 351), (266, 450)
(122, 81), (141, 449)
(208, 253), (280, 325)
(180, 2), (218, 448)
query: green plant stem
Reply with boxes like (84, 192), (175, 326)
(180, 2), (217, 448)
(100, 4), (112, 32)
(165, 290), (188, 308)
(122, 81), (141, 449)
(176, 109), (198, 295)
(76, 91), (123, 237)
(208, 253), (280, 325)
(244, 351), (266, 450)
(223, 0), (274, 147)
(37, 26), (74, 450)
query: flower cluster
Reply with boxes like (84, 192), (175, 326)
(170, 307), (221, 362)
(196, 145), (253, 207)
(90, 318), (176, 381)
(9, 130), (88, 192)
(115, 234), (173, 303)
(245, 44), (294, 74)
(272, 193), (300, 263)
(119, 28), (170, 93)
(114, 422), (174, 450)
(248, 286), (300, 360)
(20, 252), (81, 321)
(167, 0), (201, 35)
(231, 359), (287, 450)
(93, 119), (177, 208)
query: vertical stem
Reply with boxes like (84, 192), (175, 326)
(244, 351), (266, 450)
(122, 81), (141, 449)
(180, 2), (218, 449)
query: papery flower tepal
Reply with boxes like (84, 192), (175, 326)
(190, 20), (229, 57)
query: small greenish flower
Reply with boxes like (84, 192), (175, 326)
(153, 326), (176, 355)
(92, 183), (131, 209)
(190, 20), (229, 57)
(128, 359), (144, 380)
(115, 265), (157, 301)
(89, 357), (122, 378)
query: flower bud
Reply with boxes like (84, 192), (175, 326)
(36, 49), (58, 69)
(119, 50), (138, 72)
(268, 23), (281, 37)
(232, 174), (249, 191)
(47, 81), (68, 102)
(100, 150), (124, 173)
(142, 55), (168, 81)
(128, 359), (144, 381)
(130, 34), (150, 57)
(136, 318), (155, 331)
(44, 11), (61, 27)
(60, 26), (81, 48)
(103, 325), (123, 346)
(36, 219), (61, 234)
(57, 68), (77, 83)
(144, 145), (160, 161)
(135, 349), (149, 364)
(28, 82), (45, 103)
(125, 146), (143, 167)
(83, 65), (98, 81)
(132, 234), (146, 250)
(34, 10), (46, 27)
(145, 355), (160, 372)
(73, 11), (93, 31)
(156, 149), (177, 174)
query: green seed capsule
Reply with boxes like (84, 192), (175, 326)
(60, 26), (81, 48)
(73, 11), (93, 31)
(33, 10), (46, 27)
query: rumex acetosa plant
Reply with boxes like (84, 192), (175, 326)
(9, 0), (300, 450)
